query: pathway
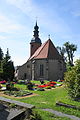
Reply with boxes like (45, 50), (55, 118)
(0, 96), (80, 120)
(42, 108), (80, 120)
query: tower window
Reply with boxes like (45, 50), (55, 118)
(40, 64), (44, 76)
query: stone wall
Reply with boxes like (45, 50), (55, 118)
(16, 61), (32, 80)
(34, 59), (65, 80)
(16, 58), (65, 81)
(34, 59), (47, 80)
(48, 59), (65, 80)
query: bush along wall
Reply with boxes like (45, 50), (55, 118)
(64, 59), (80, 101)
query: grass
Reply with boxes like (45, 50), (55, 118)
(14, 83), (27, 90)
(1, 81), (80, 119)
(33, 109), (71, 120)
(14, 83), (80, 118)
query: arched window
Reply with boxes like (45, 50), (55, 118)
(40, 64), (44, 76)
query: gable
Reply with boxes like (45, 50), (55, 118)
(47, 39), (61, 59)
(28, 39), (62, 60)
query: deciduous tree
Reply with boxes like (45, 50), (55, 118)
(64, 42), (77, 66)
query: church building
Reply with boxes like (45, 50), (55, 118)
(16, 22), (65, 81)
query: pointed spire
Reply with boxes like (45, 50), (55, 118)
(35, 20), (38, 26)
(31, 21), (42, 44)
(33, 21), (39, 38)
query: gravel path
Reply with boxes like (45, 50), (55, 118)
(42, 108), (80, 120)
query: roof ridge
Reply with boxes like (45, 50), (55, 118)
(47, 39), (51, 58)
(28, 40), (48, 60)
(35, 40), (49, 58)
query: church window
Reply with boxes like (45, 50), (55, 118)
(24, 73), (27, 79)
(27, 65), (30, 68)
(40, 64), (44, 76)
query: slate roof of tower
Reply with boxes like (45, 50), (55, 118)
(28, 39), (62, 60)
(31, 21), (42, 44)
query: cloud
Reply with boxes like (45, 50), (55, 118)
(6, 0), (72, 35)
(0, 36), (7, 40)
(4, 0), (80, 65)
(6, 0), (35, 17)
(0, 38), (30, 66)
(0, 13), (26, 33)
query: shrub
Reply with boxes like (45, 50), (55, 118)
(6, 82), (14, 90)
(64, 59), (80, 100)
(37, 88), (45, 91)
(9, 103), (16, 108)
(30, 111), (42, 120)
(27, 82), (33, 90)
(4, 90), (32, 97)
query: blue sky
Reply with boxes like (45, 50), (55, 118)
(0, 0), (80, 66)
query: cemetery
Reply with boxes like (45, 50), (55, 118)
(0, 78), (80, 120)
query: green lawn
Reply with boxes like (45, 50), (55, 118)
(1, 81), (80, 120)
(33, 109), (71, 120)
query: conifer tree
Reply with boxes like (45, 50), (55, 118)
(0, 48), (3, 78)
(3, 48), (15, 81)
(0, 47), (3, 60)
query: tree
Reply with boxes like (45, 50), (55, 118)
(0, 47), (3, 60)
(64, 59), (80, 100)
(57, 46), (66, 62)
(64, 42), (77, 66)
(3, 48), (15, 81)
(0, 48), (4, 78)
(5, 48), (10, 62)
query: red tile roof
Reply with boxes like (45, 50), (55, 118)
(28, 39), (61, 60)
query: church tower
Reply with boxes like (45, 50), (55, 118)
(30, 21), (42, 56)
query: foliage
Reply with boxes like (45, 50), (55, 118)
(0, 48), (15, 81)
(0, 60), (3, 74)
(30, 110), (42, 120)
(0, 47), (3, 60)
(27, 82), (34, 90)
(3, 59), (15, 81)
(0, 48), (4, 77)
(32, 109), (71, 120)
(4, 89), (32, 97)
(13, 84), (80, 118)
(6, 82), (14, 90)
(57, 42), (77, 66)
(57, 46), (66, 62)
(64, 42), (77, 66)
(64, 59), (80, 100)
(9, 103), (16, 108)
(1, 82), (80, 119)
(37, 88), (45, 91)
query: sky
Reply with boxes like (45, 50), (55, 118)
(0, 0), (80, 66)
